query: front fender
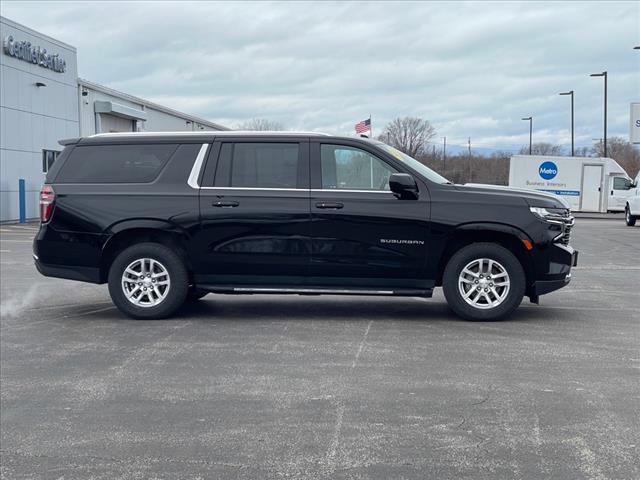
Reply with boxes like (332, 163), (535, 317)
(455, 222), (533, 244)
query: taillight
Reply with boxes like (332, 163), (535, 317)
(39, 185), (55, 223)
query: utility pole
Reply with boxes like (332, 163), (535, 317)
(467, 137), (471, 182)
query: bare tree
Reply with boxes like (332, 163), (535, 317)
(237, 118), (284, 131)
(518, 142), (564, 156)
(379, 117), (436, 157)
(574, 146), (592, 157)
(592, 137), (640, 177)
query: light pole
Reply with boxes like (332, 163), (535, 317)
(590, 71), (607, 157)
(442, 136), (446, 170)
(521, 117), (532, 154)
(559, 91), (574, 156)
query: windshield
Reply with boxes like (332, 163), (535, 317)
(373, 141), (451, 184)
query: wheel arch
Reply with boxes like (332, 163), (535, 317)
(100, 220), (192, 283)
(435, 223), (535, 294)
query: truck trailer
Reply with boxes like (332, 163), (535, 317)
(508, 155), (633, 212)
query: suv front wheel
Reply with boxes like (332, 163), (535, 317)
(108, 243), (189, 319)
(443, 243), (525, 321)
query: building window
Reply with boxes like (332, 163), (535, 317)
(42, 150), (60, 173)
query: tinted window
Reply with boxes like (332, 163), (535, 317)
(214, 143), (300, 188)
(56, 144), (177, 183)
(321, 144), (396, 190)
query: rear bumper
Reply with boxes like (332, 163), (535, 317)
(34, 257), (101, 284)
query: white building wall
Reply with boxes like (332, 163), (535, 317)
(78, 85), (142, 136)
(1, 18), (226, 222)
(79, 79), (226, 135)
(0, 17), (79, 222)
(143, 108), (214, 132)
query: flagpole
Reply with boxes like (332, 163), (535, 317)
(369, 115), (373, 188)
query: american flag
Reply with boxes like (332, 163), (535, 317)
(355, 117), (371, 134)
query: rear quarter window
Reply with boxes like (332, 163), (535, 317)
(55, 144), (178, 183)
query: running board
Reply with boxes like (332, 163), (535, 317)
(199, 285), (433, 297)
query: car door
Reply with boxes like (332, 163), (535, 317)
(192, 138), (311, 286)
(610, 176), (633, 211)
(309, 140), (431, 289)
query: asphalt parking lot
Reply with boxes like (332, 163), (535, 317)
(1, 220), (638, 479)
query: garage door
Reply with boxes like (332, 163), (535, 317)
(100, 114), (135, 133)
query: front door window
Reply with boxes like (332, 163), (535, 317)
(320, 145), (396, 191)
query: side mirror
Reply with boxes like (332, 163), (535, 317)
(389, 173), (418, 199)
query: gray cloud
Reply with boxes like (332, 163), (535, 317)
(2, 0), (638, 151)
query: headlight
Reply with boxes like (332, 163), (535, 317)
(529, 207), (567, 224)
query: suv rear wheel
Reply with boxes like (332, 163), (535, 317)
(443, 243), (525, 321)
(625, 205), (636, 226)
(108, 243), (189, 319)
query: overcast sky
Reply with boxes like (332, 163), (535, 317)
(3, 1), (639, 152)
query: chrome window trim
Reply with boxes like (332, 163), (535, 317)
(311, 189), (392, 194)
(187, 143), (210, 189)
(196, 187), (393, 193)
(199, 186), (304, 191)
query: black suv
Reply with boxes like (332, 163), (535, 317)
(34, 132), (578, 321)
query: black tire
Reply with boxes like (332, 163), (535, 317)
(625, 206), (636, 227)
(186, 288), (209, 301)
(442, 243), (526, 321)
(108, 243), (189, 319)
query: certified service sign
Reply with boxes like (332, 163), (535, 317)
(3, 35), (66, 73)
(539, 161), (558, 180)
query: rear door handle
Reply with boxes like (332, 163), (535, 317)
(315, 202), (343, 209)
(212, 201), (239, 208)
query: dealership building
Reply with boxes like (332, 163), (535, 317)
(1, 16), (228, 222)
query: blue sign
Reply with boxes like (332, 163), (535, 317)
(539, 161), (558, 180)
(537, 189), (580, 196)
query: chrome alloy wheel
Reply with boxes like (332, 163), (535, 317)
(458, 258), (510, 310)
(121, 258), (171, 307)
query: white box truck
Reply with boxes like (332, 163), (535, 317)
(508, 155), (633, 212)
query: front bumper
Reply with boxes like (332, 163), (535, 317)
(530, 248), (578, 299)
(533, 274), (571, 296)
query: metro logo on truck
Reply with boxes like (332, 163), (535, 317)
(509, 155), (632, 212)
(539, 161), (558, 180)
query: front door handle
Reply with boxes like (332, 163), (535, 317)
(315, 202), (344, 209)
(212, 200), (239, 208)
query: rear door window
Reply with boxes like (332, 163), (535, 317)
(214, 143), (301, 188)
(55, 144), (177, 183)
